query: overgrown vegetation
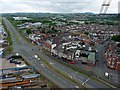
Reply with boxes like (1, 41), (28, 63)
(2, 19), (13, 56)
(35, 52), (86, 88)
(111, 35), (120, 42)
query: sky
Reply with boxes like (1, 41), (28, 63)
(0, 0), (119, 13)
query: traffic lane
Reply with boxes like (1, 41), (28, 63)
(4, 19), (78, 88)
(87, 79), (110, 88)
(52, 64), (94, 88)
(3, 18), (112, 88)
(50, 60), (108, 88)
(95, 45), (105, 68)
(4, 18), (88, 84)
(33, 47), (110, 88)
(17, 48), (77, 88)
(28, 47), (95, 88)
(95, 44), (119, 84)
(4, 19), (23, 48)
(4, 18), (27, 45)
(51, 62), (85, 82)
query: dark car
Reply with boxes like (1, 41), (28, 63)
(14, 61), (21, 64)
(10, 60), (15, 63)
(82, 61), (87, 64)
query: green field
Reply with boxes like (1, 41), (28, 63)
(0, 17), (2, 23)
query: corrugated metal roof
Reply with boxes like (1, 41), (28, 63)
(88, 52), (95, 61)
(22, 74), (40, 79)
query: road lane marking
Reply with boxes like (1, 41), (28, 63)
(82, 78), (90, 85)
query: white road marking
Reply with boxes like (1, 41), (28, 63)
(82, 78), (90, 85)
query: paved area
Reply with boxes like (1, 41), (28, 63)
(0, 58), (16, 75)
(0, 58), (15, 69)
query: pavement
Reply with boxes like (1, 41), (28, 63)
(3, 18), (117, 88)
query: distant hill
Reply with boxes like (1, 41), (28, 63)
(83, 12), (94, 14)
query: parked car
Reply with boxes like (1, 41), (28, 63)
(15, 61), (21, 64)
(10, 60), (15, 63)
(69, 61), (75, 64)
(14, 61), (21, 64)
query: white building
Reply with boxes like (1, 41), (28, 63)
(32, 22), (42, 27)
(0, 48), (4, 57)
(13, 17), (30, 20)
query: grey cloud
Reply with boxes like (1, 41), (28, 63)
(0, 0), (118, 13)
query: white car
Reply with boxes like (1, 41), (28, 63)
(75, 86), (79, 88)
(34, 55), (38, 58)
(16, 53), (19, 56)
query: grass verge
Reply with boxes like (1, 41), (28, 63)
(2, 19), (13, 57)
(21, 56), (57, 88)
(42, 49), (117, 88)
(8, 18), (31, 44)
(35, 52), (86, 89)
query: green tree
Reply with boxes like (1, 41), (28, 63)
(84, 32), (89, 35)
(111, 35), (120, 42)
(117, 43), (120, 47)
(26, 29), (32, 34)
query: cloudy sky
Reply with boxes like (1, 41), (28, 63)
(0, 0), (119, 13)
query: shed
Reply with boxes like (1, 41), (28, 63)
(22, 74), (40, 79)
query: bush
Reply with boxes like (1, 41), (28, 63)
(117, 43), (120, 47)
(26, 29), (32, 34)
(111, 35), (120, 42)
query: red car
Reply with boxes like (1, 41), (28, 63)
(69, 61), (75, 64)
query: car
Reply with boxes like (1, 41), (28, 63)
(34, 55), (38, 58)
(15, 61), (21, 64)
(75, 86), (79, 88)
(38, 58), (40, 60)
(10, 60), (14, 63)
(69, 61), (75, 64)
(82, 61), (87, 64)
(14, 61), (18, 64)
(96, 59), (99, 62)
(16, 53), (19, 56)
(13, 40), (15, 42)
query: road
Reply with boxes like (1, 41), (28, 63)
(33, 47), (112, 88)
(95, 43), (119, 86)
(3, 18), (78, 88)
(3, 18), (115, 88)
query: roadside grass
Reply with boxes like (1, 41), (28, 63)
(3, 18), (85, 88)
(5, 18), (116, 88)
(42, 49), (117, 88)
(3, 45), (13, 56)
(8, 19), (32, 44)
(18, 30), (30, 43)
(4, 18), (56, 87)
(21, 56), (58, 88)
(0, 17), (2, 23)
(2, 19), (13, 57)
(35, 53), (86, 89)
(14, 33), (21, 44)
(6, 18), (116, 88)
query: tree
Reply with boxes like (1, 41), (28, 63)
(84, 32), (89, 35)
(111, 35), (120, 42)
(117, 43), (120, 47)
(26, 29), (32, 34)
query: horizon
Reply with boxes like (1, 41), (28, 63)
(0, 0), (118, 14)
(0, 12), (119, 14)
